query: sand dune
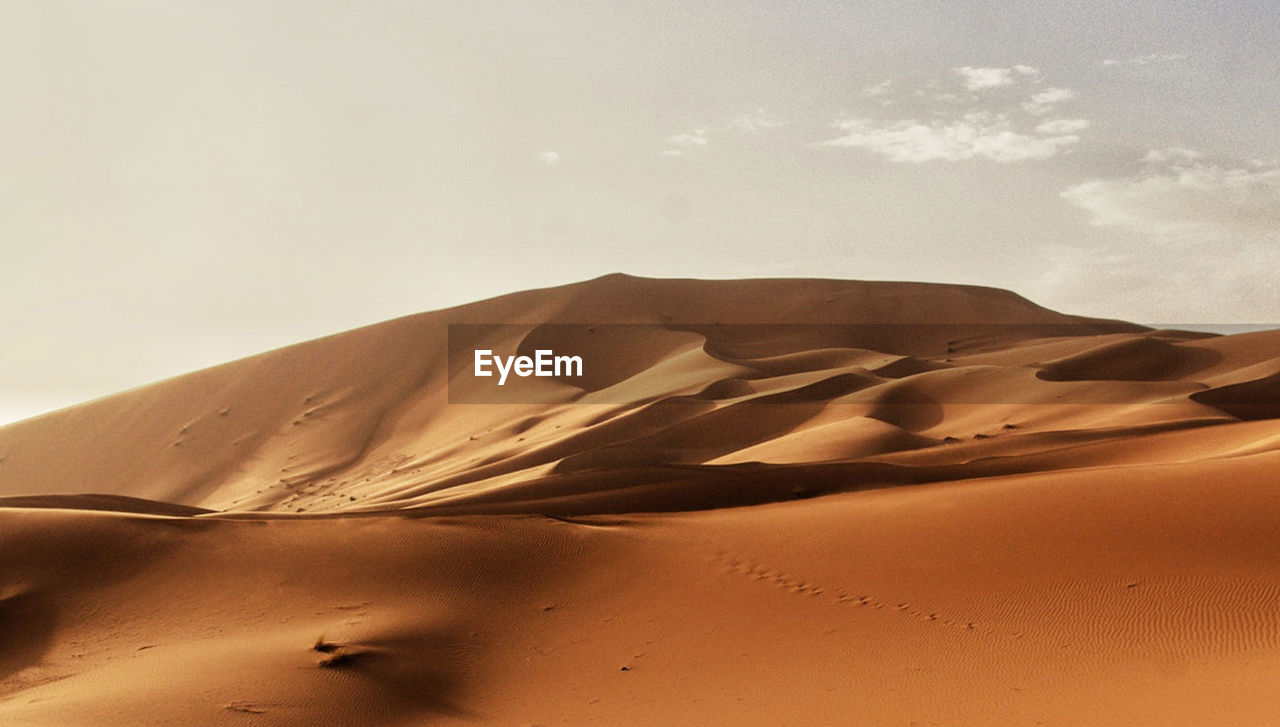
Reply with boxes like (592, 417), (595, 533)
(3, 274), (1280, 724)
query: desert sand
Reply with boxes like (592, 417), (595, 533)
(3, 274), (1280, 725)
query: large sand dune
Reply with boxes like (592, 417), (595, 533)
(3, 274), (1280, 724)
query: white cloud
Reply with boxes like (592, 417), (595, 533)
(953, 66), (1014, 90)
(1142, 147), (1201, 165)
(730, 111), (786, 133)
(1022, 87), (1075, 115)
(1035, 118), (1090, 134)
(1101, 53), (1188, 67)
(827, 66), (1088, 164)
(537, 151), (560, 165)
(1031, 242), (1280, 322)
(860, 79), (892, 98)
(661, 128), (710, 157)
(1063, 155), (1280, 243)
(952, 65), (1038, 91)
(667, 128), (709, 148)
(824, 111), (1083, 163)
(1052, 151), (1280, 319)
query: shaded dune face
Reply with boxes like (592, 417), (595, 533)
(1035, 336), (1224, 382)
(3, 275), (1280, 725)
(1190, 371), (1280, 420)
(0, 587), (56, 685)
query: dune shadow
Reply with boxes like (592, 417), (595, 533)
(1037, 337), (1224, 383)
(865, 386), (944, 432)
(0, 588), (57, 684)
(306, 623), (479, 724)
(1190, 372), (1280, 421)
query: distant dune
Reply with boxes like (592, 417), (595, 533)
(4, 274), (1280, 725)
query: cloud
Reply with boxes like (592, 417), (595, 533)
(1062, 154), (1280, 243)
(730, 111), (786, 133)
(1022, 87), (1075, 115)
(859, 79), (892, 98)
(1101, 53), (1188, 67)
(537, 151), (560, 165)
(952, 65), (1038, 91)
(1031, 241), (1280, 322)
(826, 65), (1087, 163)
(1035, 118), (1090, 134)
(823, 111), (1082, 163)
(1052, 151), (1280, 320)
(667, 128), (709, 148)
(1142, 147), (1200, 164)
(660, 128), (710, 157)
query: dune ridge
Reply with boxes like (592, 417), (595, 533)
(3, 274), (1280, 725)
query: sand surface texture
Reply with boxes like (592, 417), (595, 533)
(3, 275), (1280, 725)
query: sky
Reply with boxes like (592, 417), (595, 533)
(1, 1), (1278, 425)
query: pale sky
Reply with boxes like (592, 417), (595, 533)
(2, 1), (1278, 425)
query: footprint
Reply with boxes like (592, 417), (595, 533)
(709, 549), (1002, 639)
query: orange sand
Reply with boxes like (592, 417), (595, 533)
(3, 274), (1280, 725)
